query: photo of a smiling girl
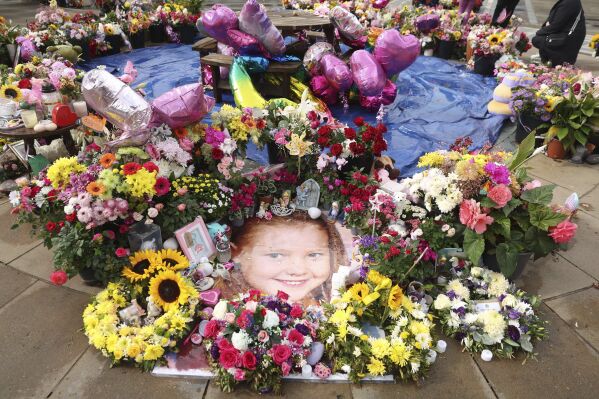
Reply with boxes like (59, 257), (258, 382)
(218, 213), (347, 305)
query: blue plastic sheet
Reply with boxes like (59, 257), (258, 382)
(81, 46), (504, 176)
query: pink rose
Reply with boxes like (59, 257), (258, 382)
(272, 344), (292, 365)
(548, 220), (577, 244)
(177, 203), (186, 212)
(459, 199), (494, 234)
(523, 179), (542, 191)
(244, 300), (257, 313)
(219, 349), (240, 369)
(177, 187), (188, 196)
(50, 270), (68, 286)
(155, 203), (164, 211)
(257, 330), (269, 343)
(241, 350), (257, 370)
(281, 361), (291, 376)
(115, 247), (129, 258)
(487, 184), (512, 208)
(287, 329), (305, 346)
(225, 312), (236, 324)
(290, 304), (303, 318)
(233, 368), (245, 381)
(217, 338), (234, 351)
(204, 320), (221, 339)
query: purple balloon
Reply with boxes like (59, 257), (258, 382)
(374, 30), (419, 77)
(150, 83), (215, 129)
(226, 29), (270, 57)
(321, 54), (353, 92)
(359, 79), (397, 111)
(201, 4), (239, 44)
(350, 50), (386, 97)
(217, 42), (236, 78)
(415, 14), (440, 33)
(239, 0), (286, 56)
(311, 75), (339, 105)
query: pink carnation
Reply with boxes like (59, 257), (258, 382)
(487, 184), (512, 208)
(548, 220), (577, 244)
(459, 199), (494, 234)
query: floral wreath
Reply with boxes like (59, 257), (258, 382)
(319, 270), (438, 383)
(433, 266), (546, 359)
(83, 249), (198, 371)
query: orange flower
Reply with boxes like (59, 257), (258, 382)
(174, 127), (188, 139)
(99, 153), (116, 168)
(86, 181), (106, 196)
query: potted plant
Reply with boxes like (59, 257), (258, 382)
(0, 17), (24, 66)
(467, 25), (528, 77)
(255, 174), (277, 204)
(433, 11), (461, 60)
(229, 210), (244, 227)
(509, 86), (552, 144)
(124, 7), (151, 49)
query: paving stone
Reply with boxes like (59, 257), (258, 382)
(523, 176), (579, 206)
(8, 242), (55, 282)
(524, 155), (599, 196)
(579, 185), (599, 220)
(351, 336), (495, 399)
(0, 282), (90, 399)
(515, 253), (595, 300)
(558, 210), (599, 281)
(0, 263), (36, 308)
(473, 304), (599, 399)
(203, 380), (353, 398)
(0, 202), (42, 263)
(50, 348), (205, 399)
(546, 288), (599, 351)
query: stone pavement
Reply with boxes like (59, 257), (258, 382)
(0, 153), (598, 399)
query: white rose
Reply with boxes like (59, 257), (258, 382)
(212, 300), (228, 320)
(465, 313), (478, 324)
(64, 204), (74, 215)
(262, 310), (280, 329)
(433, 294), (451, 310)
(470, 267), (483, 277)
(231, 330), (250, 351)
(341, 364), (351, 374)
(147, 207), (158, 218)
(501, 294), (517, 308)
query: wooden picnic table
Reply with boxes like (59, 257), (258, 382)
(0, 124), (78, 162)
(268, 10), (340, 52)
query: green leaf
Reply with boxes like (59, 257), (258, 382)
(464, 229), (485, 265)
(557, 127), (569, 140)
(508, 131), (536, 171)
(568, 121), (581, 129)
(495, 215), (511, 238)
(529, 204), (567, 231)
(480, 196), (497, 208)
(573, 130), (588, 145)
(503, 198), (522, 216)
(504, 338), (520, 347)
(496, 243), (519, 277)
(520, 185), (555, 205)
(524, 226), (557, 258)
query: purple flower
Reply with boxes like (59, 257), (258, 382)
(507, 325), (521, 341)
(295, 324), (310, 336)
(359, 235), (379, 249)
(210, 343), (219, 360)
(205, 127), (225, 147)
(484, 162), (511, 185)
(541, 113), (551, 121)
(508, 309), (521, 320)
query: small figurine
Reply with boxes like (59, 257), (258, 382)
(256, 201), (269, 218)
(328, 201), (340, 223)
(296, 183), (309, 208)
(280, 190), (291, 208)
(118, 299), (146, 326)
(146, 295), (162, 318)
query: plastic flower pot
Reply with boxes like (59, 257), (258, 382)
(78, 267), (100, 286)
(230, 215), (244, 227)
(267, 142), (287, 164)
(104, 34), (123, 56)
(515, 113), (546, 145)
(435, 40), (456, 60)
(482, 252), (532, 279)
(547, 138), (567, 160)
(149, 23), (166, 43)
(176, 24), (197, 44)
(129, 30), (146, 49)
(473, 55), (498, 77)
(340, 154), (374, 179)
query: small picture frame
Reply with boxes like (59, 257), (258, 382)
(7, 140), (30, 167)
(175, 217), (216, 263)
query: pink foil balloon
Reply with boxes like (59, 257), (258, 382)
(350, 50), (386, 97)
(217, 42), (236, 78)
(374, 30), (420, 77)
(303, 42), (334, 76)
(321, 54), (353, 92)
(239, 0), (286, 56)
(201, 4), (239, 44)
(372, 0), (390, 9)
(310, 75), (339, 105)
(330, 5), (366, 42)
(150, 83), (215, 129)
(359, 79), (397, 111)
(226, 29), (270, 57)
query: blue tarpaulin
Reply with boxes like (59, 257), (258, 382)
(81, 45), (504, 176)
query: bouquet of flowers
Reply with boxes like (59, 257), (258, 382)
(83, 249), (198, 371)
(170, 174), (231, 222)
(433, 266), (546, 358)
(320, 270), (437, 382)
(210, 104), (269, 154)
(467, 25), (528, 60)
(339, 170), (379, 233)
(29, 6), (70, 31)
(322, 117), (388, 164)
(204, 290), (321, 393)
(433, 10), (462, 42)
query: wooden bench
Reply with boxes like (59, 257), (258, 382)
(201, 53), (301, 102)
(192, 37), (218, 56)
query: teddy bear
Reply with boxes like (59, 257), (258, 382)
(46, 44), (83, 64)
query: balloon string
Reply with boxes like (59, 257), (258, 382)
(341, 92), (349, 113)
(376, 101), (385, 123)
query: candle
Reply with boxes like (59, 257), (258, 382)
(436, 340), (447, 353)
(426, 350), (437, 364)
(301, 364), (312, 378)
(21, 110), (38, 128)
(72, 101), (88, 117)
(437, 276), (448, 285)
(481, 349), (493, 362)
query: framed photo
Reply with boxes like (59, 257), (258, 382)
(175, 217), (216, 263)
(8, 140), (29, 167)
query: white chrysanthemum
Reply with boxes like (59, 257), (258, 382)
(411, 361), (420, 373)
(9, 191), (21, 207)
(415, 333), (432, 349)
(464, 313), (478, 324)
(353, 346), (361, 357)
(447, 279), (470, 299)
(341, 364), (351, 374)
(501, 294), (518, 308)
(477, 310), (506, 344)
(433, 294), (451, 310)
(447, 311), (461, 328)
(488, 273), (510, 296)
(514, 301), (532, 315)
(347, 326), (364, 337)
(231, 330), (250, 351)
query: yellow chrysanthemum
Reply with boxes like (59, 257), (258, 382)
(417, 152), (445, 168)
(149, 269), (195, 311)
(370, 338), (391, 359)
(143, 344), (165, 361)
(409, 321), (429, 336)
(124, 168), (156, 198)
(390, 343), (411, 366)
(46, 157), (87, 188)
(156, 249), (189, 271)
(367, 357), (386, 376)
(122, 250), (160, 282)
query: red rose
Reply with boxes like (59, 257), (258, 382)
(119, 225), (129, 234)
(50, 270), (68, 286)
(115, 247), (128, 258)
(219, 349), (240, 369)
(236, 310), (253, 329)
(272, 344), (292, 365)
(65, 213), (76, 223)
(212, 147), (224, 160)
(330, 143), (343, 157)
(307, 110), (318, 121)
(376, 123), (387, 134)
(388, 229), (398, 237)
(317, 136), (329, 147)
(317, 126), (331, 136)
(379, 236), (391, 243)
(45, 221), (57, 232)
(354, 116), (365, 126)
(204, 319), (221, 339)
(241, 350), (257, 370)
(362, 131), (373, 142)
(287, 329), (304, 346)
(18, 79), (32, 89)
(217, 338), (234, 351)
(143, 161), (159, 173)
(256, 119), (266, 129)
(290, 304), (303, 318)
(344, 127), (356, 140)
(276, 290), (289, 301)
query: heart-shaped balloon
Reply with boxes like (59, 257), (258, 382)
(320, 54), (353, 92)
(51, 104), (78, 127)
(374, 30), (419, 77)
(350, 50), (386, 97)
(199, 288), (221, 306)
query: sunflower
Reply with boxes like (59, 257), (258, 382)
(99, 153), (116, 169)
(487, 33), (503, 45)
(149, 269), (194, 310)
(86, 181), (106, 196)
(122, 250), (160, 282)
(156, 249), (189, 271)
(0, 84), (23, 101)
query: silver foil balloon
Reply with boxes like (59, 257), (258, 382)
(303, 42), (334, 76)
(330, 5), (366, 42)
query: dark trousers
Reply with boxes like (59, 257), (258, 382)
(492, 0), (520, 27)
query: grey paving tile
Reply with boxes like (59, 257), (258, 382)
(473, 304), (599, 399)
(50, 348), (205, 399)
(546, 288), (599, 351)
(579, 185), (599, 220)
(204, 380), (353, 399)
(0, 281), (89, 399)
(8, 242), (55, 282)
(524, 155), (599, 197)
(0, 202), (42, 263)
(558, 210), (599, 281)
(0, 263), (35, 307)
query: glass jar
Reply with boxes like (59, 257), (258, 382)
(41, 82), (62, 117)
(216, 239), (231, 263)
(127, 221), (163, 252)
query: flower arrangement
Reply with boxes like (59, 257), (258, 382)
(204, 290), (320, 393)
(83, 249), (198, 371)
(467, 25), (529, 61)
(210, 104), (268, 154)
(319, 270), (437, 382)
(339, 170), (379, 233)
(323, 117), (389, 163)
(170, 174), (231, 222)
(433, 10), (462, 42)
(433, 266), (546, 358)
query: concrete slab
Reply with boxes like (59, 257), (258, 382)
(351, 336), (495, 399)
(523, 155), (599, 197)
(0, 282), (89, 399)
(473, 305), (599, 399)
(0, 202), (42, 263)
(523, 176), (577, 206)
(0, 263), (35, 308)
(8, 242), (54, 282)
(515, 254), (595, 300)
(558, 210), (599, 281)
(546, 288), (599, 351)
(50, 348), (205, 399)
(579, 185), (599, 220)
(203, 379), (354, 398)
